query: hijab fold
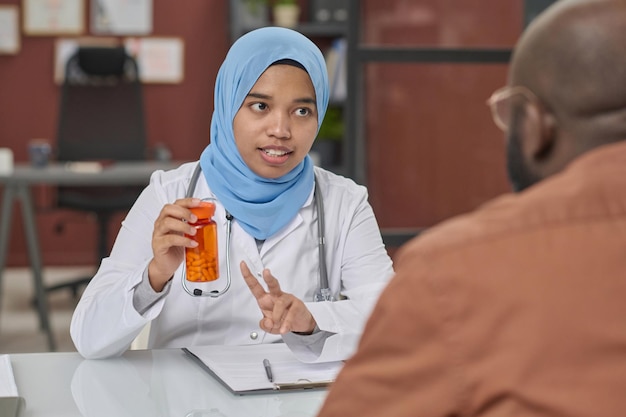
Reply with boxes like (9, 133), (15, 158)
(199, 27), (329, 240)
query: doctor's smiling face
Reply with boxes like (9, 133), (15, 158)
(232, 63), (319, 179)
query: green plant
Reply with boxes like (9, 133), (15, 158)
(244, 0), (266, 14)
(318, 106), (344, 141)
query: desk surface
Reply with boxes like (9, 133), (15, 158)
(10, 349), (328, 417)
(0, 161), (184, 186)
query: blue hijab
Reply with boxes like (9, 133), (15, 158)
(199, 27), (329, 240)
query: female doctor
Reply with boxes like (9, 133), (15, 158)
(70, 27), (394, 360)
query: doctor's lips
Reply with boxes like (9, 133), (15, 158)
(259, 146), (293, 157)
(259, 148), (293, 162)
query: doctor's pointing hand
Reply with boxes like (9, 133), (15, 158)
(241, 261), (317, 335)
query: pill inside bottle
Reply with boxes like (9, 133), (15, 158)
(185, 201), (219, 282)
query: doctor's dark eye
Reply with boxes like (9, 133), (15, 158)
(295, 107), (312, 117)
(250, 102), (268, 112)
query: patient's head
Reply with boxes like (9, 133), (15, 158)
(493, 0), (626, 191)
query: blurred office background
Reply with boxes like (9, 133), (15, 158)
(0, 0), (552, 352)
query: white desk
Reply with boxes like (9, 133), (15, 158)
(0, 161), (182, 351)
(9, 349), (328, 417)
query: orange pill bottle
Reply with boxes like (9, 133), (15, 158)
(184, 201), (219, 282)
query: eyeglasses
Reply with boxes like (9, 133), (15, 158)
(486, 85), (542, 131)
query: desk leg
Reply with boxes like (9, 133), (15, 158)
(0, 185), (17, 315)
(17, 186), (56, 351)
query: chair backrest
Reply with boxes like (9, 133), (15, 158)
(56, 46), (146, 162)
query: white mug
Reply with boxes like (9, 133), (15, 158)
(0, 148), (14, 175)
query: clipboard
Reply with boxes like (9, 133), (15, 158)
(182, 344), (342, 396)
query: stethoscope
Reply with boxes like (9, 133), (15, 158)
(181, 163), (333, 302)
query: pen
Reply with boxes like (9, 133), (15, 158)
(263, 358), (273, 383)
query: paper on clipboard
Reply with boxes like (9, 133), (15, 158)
(0, 355), (18, 397)
(182, 344), (343, 395)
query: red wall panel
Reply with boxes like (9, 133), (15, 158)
(0, 0), (229, 266)
(361, 0), (524, 230)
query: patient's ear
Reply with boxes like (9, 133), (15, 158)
(522, 102), (556, 160)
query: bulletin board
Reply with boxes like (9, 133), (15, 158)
(53, 36), (185, 84)
(91, 0), (153, 35)
(0, 6), (20, 54)
(22, 0), (84, 35)
(125, 37), (184, 84)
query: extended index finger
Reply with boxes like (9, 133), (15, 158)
(240, 261), (267, 300)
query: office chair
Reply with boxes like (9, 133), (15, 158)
(51, 46), (147, 296)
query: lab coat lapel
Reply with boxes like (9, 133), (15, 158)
(261, 187), (315, 255)
(260, 213), (304, 255)
(230, 221), (264, 273)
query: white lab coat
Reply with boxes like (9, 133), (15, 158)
(71, 161), (394, 360)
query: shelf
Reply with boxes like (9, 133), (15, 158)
(290, 22), (347, 37)
(238, 22), (346, 38)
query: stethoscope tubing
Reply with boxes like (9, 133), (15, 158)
(181, 163), (332, 301)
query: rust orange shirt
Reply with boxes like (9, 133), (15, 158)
(319, 141), (626, 417)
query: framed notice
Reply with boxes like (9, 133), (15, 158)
(0, 6), (20, 54)
(91, 0), (152, 35)
(23, 0), (84, 36)
(124, 37), (184, 84)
